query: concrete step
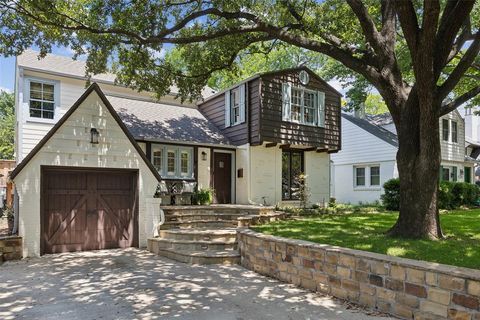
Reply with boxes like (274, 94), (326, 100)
(158, 228), (237, 242)
(161, 206), (275, 217)
(161, 220), (238, 229)
(149, 238), (237, 251)
(164, 213), (246, 223)
(153, 247), (240, 265)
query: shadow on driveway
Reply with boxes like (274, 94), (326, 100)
(0, 248), (392, 320)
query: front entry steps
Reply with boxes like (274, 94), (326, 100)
(147, 205), (277, 265)
(148, 228), (240, 265)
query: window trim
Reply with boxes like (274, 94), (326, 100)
(353, 164), (381, 190)
(354, 166), (366, 187)
(225, 84), (245, 127)
(150, 144), (194, 179)
(25, 77), (60, 124)
(282, 83), (325, 127)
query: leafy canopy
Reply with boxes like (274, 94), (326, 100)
(0, 91), (14, 160)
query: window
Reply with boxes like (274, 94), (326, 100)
(282, 83), (325, 126)
(282, 150), (304, 200)
(151, 144), (193, 178)
(441, 167), (450, 181)
(451, 121), (458, 143)
(355, 167), (366, 186)
(442, 119), (449, 141)
(28, 80), (56, 119)
(225, 84), (245, 127)
(354, 165), (381, 188)
(167, 149), (176, 175)
(152, 149), (163, 172)
(370, 166), (380, 186)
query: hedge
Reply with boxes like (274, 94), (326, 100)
(381, 178), (479, 210)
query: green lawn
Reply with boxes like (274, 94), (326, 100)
(253, 210), (480, 269)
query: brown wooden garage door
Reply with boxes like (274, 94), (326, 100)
(41, 167), (138, 254)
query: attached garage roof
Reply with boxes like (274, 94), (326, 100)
(107, 95), (232, 146)
(10, 83), (162, 181)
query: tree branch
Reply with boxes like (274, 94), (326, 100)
(395, 0), (419, 55)
(439, 85), (480, 116)
(437, 31), (480, 100)
(346, 0), (384, 55)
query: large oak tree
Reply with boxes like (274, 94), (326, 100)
(1, 0), (480, 239)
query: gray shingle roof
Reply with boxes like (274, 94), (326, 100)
(342, 113), (398, 147)
(17, 49), (216, 98)
(106, 95), (232, 146)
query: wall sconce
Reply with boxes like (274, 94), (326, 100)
(201, 151), (207, 161)
(90, 128), (99, 144)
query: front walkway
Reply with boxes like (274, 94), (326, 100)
(0, 249), (392, 320)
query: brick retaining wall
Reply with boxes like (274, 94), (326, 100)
(0, 236), (23, 262)
(237, 228), (480, 320)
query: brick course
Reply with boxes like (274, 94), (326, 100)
(238, 228), (480, 320)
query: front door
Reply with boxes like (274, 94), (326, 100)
(213, 152), (232, 204)
(41, 168), (138, 254)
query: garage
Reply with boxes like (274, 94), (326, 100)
(11, 84), (162, 257)
(41, 167), (139, 254)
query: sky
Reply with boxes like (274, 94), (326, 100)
(0, 45), (347, 95)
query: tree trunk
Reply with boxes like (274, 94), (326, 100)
(387, 93), (444, 240)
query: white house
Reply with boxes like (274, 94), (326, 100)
(331, 110), (475, 204)
(11, 50), (342, 256)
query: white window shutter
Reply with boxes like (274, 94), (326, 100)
(225, 90), (231, 128)
(239, 83), (246, 123)
(317, 91), (325, 127)
(282, 83), (291, 121)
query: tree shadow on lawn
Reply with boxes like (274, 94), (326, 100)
(255, 212), (480, 269)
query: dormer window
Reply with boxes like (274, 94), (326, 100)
(225, 84), (245, 127)
(26, 78), (58, 121)
(282, 83), (325, 127)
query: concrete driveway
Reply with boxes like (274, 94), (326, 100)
(0, 248), (392, 320)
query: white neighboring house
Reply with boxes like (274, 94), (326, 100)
(331, 110), (475, 204)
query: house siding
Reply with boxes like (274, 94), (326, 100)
(259, 71), (341, 150)
(197, 79), (261, 146)
(440, 111), (465, 163)
(13, 91), (159, 257)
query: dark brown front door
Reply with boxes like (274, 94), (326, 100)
(41, 167), (138, 254)
(213, 152), (232, 204)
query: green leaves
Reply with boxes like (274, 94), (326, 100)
(0, 91), (14, 160)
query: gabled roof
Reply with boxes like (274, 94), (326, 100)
(342, 113), (399, 147)
(10, 83), (162, 181)
(199, 66), (342, 105)
(107, 95), (231, 146)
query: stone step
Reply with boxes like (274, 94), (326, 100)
(158, 228), (237, 242)
(161, 220), (238, 229)
(152, 248), (240, 265)
(149, 238), (237, 251)
(164, 213), (247, 223)
(161, 206), (275, 217)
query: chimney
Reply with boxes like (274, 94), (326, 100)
(354, 103), (366, 119)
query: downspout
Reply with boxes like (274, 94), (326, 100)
(13, 187), (19, 235)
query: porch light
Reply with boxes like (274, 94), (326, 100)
(201, 151), (207, 161)
(90, 128), (99, 144)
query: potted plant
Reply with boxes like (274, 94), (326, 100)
(196, 188), (214, 205)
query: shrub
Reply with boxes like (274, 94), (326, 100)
(381, 178), (400, 210)
(382, 178), (480, 210)
(196, 188), (214, 205)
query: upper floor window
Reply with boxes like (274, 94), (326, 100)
(451, 121), (458, 143)
(282, 83), (325, 127)
(442, 119), (449, 141)
(27, 79), (58, 120)
(151, 144), (193, 179)
(225, 84), (245, 127)
(442, 118), (458, 143)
